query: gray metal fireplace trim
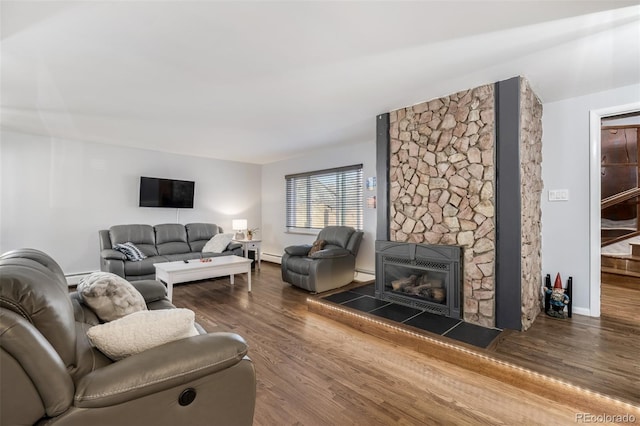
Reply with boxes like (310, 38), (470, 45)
(376, 113), (390, 241)
(375, 240), (463, 319)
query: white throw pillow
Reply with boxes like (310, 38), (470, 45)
(202, 233), (234, 253)
(86, 308), (200, 360)
(77, 272), (147, 322)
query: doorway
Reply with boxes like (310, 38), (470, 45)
(589, 102), (640, 317)
(601, 114), (640, 250)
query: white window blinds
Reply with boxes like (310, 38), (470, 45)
(285, 164), (363, 231)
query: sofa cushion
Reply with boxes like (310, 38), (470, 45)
(201, 252), (233, 259)
(86, 309), (199, 360)
(186, 223), (219, 252)
(202, 233), (234, 253)
(154, 224), (191, 255)
(163, 253), (201, 262)
(109, 225), (158, 257)
(157, 241), (191, 255)
(77, 272), (147, 322)
(113, 242), (147, 262)
(124, 256), (167, 277)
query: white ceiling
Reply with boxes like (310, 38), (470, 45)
(2, 1), (639, 164)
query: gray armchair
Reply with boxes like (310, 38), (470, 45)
(0, 248), (256, 426)
(281, 226), (363, 293)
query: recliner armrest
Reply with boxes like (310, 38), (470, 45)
(101, 249), (126, 261)
(74, 332), (249, 408)
(309, 247), (351, 259)
(284, 245), (311, 256)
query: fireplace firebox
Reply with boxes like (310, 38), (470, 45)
(375, 241), (463, 319)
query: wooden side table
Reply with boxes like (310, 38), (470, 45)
(233, 239), (261, 270)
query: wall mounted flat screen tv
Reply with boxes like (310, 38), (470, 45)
(139, 177), (195, 208)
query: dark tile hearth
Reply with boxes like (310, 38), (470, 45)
(322, 285), (501, 349)
(370, 303), (422, 323)
(405, 311), (461, 335)
(350, 282), (376, 296)
(323, 291), (364, 304)
(342, 296), (389, 312)
(444, 322), (502, 348)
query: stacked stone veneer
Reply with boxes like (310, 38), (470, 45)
(519, 79), (543, 330)
(388, 84), (496, 327)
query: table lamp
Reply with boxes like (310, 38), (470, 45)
(232, 219), (247, 240)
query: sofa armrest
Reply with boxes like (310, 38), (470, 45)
(130, 280), (169, 305)
(74, 332), (249, 408)
(309, 248), (351, 259)
(101, 249), (126, 261)
(100, 259), (125, 279)
(284, 245), (311, 256)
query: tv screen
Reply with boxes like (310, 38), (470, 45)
(139, 177), (195, 208)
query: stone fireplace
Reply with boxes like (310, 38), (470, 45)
(376, 76), (543, 330)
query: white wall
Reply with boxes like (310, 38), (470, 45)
(8, 80), (638, 299)
(541, 83), (640, 314)
(261, 140), (377, 273)
(0, 131), (261, 275)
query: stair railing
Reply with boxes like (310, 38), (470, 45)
(601, 188), (640, 247)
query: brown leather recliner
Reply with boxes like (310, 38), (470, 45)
(0, 248), (256, 426)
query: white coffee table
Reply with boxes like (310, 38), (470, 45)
(154, 255), (253, 301)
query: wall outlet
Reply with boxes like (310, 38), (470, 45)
(548, 189), (569, 201)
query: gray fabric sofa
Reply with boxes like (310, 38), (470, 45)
(0, 248), (256, 426)
(281, 226), (364, 293)
(99, 223), (242, 281)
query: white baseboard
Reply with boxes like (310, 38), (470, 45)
(571, 306), (592, 317)
(65, 272), (95, 287)
(354, 271), (375, 282)
(262, 253), (282, 264)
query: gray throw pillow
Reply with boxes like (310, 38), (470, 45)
(78, 272), (147, 322)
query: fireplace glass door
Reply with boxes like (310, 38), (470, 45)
(385, 264), (448, 306)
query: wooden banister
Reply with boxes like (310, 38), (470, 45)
(601, 187), (640, 210)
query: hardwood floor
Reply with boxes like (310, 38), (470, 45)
(493, 280), (640, 405)
(173, 263), (639, 425)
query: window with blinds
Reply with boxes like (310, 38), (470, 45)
(285, 164), (363, 232)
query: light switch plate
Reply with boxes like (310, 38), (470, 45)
(549, 189), (569, 201)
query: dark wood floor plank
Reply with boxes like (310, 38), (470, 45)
(173, 263), (639, 425)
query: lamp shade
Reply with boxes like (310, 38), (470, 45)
(232, 219), (247, 231)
